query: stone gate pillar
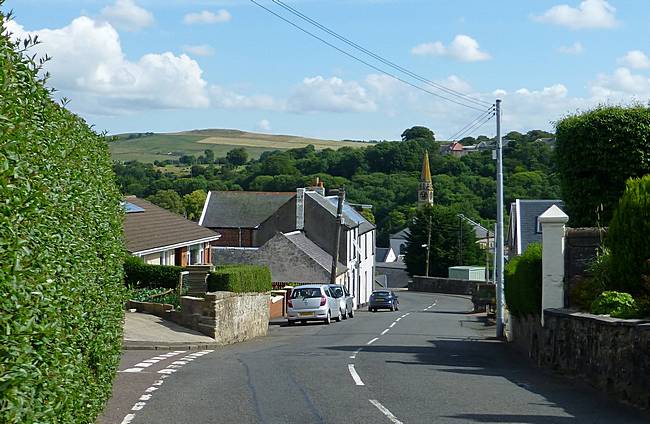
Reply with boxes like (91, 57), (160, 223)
(539, 205), (569, 325)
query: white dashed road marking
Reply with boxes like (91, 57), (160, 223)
(367, 337), (379, 345)
(369, 399), (403, 424)
(348, 364), (365, 386)
(381, 329), (390, 335)
(389, 322), (396, 328)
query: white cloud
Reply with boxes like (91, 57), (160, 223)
(411, 35), (491, 62)
(617, 50), (650, 70)
(287, 76), (376, 113)
(558, 42), (584, 54)
(258, 119), (271, 131)
(534, 0), (618, 30)
(100, 0), (153, 32)
(210, 85), (281, 110)
(591, 67), (650, 99)
(183, 44), (215, 56)
(7, 17), (209, 114)
(183, 10), (231, 25)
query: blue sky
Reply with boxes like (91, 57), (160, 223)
(5, 0), (650, 140)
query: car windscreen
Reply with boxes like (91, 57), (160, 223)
(291, 288), (322, 299)
(373, 291), (390, 296)
(330, 287), (344, 298)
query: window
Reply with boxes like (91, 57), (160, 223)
(399, 243), (406, 255)
(189, 244), (202, 265)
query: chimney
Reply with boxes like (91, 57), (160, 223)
(296, 188), (305, 230)
(311, 177), (325, 197)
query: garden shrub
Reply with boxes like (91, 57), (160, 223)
(504, 243), (542, 317)
(591, 291), (638, 318)
(124, 255), (183, 289)
(555, 106), (650, 227)
(0, 15), (125, 424)
(570, 248), (609, 310)
(607, 175), (650, 297)
(207, 265), (272, 293)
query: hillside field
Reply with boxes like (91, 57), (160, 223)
(109, 129), (370, 162)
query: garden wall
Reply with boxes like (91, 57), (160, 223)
(510, 310), (650, 410)
(409, 276), (479, 295)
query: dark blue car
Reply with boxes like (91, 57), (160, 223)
(368, 290), (399, 312)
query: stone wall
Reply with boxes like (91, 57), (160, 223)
(197, 292), (269, 344)
(409, 276), (478, 295)
(510, 310), (650, 410)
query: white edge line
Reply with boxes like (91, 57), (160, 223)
(390, 322), (396, 328)
(348, 364), (365, 386)
(381, 329), (389, 335)
(367, 337), (379, 345)
(369, 399), (403, 424)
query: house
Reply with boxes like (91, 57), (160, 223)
(507, 199), (565, 259)
(389, 228), (410, 259)
(201, 183), (376, 307)
(440, 141), (466, 157)
(123, 196), (221, 266)
(376, 247), (397, 263)
(198, 191), (295, 247)
(212, 231), (347, 286)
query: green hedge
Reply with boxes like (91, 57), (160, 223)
(124, 255), (183, 289)
(0, 16), (125, 424)
(207, 265), (272, 293)
(504, 243), (543, 317)
(607, 175), (650, 297)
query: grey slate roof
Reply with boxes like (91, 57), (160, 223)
(124, 196), (220, 254)
(200, 191), (295, 228)
(306, 192), (356, 229)
(283, 231), (346, 274)
(509, 199), (565, 256)
(324, 196), (376, 234)
(390, 228), (410, 240)
(376, 247), (390, 262)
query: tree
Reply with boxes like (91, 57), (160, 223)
(401, 126), (435, 142)
(183, 189), (208, 221)
(148, 190), (185, 215)
(204, 149), (215, 163)
(404, 205), (483, 277)
(555, 106), (650, 226)
(226, 147), (249, 166)
(179, 154), (196, 165)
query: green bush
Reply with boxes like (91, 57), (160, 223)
(129, 287), (188, 308)
(555, 106), (650, 227)
(207, 265), (272, 293)
(570, 248), (609, 310)
(124, 255), (183, 289)
(607, 175), (650, 297)
(0, 16), (125, 424)
(504, 243), (543, 317)
(591, 291), (638, 318)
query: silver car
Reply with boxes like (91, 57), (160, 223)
(287, 284), (342, 325)
(328, 284), (355, 319)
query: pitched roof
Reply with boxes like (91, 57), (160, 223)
(199, 191), (295, 228)
(124, 196), (220, 254)
(322, 195), (376, 234)
(283, 231), (346, 274)
(390, 228), (410, 240)
(510, 199), (565, 256)
(376, 247), (390, 262)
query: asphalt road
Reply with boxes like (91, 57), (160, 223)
(100, 292), (649, 424)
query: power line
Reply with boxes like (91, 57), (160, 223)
(269, 0), (491, 108)
(448, 107), (495, 141)
(249, 0), (487, 112)
(454, 112), (496, 141)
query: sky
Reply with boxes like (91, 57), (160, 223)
(5, 0), (650, 140)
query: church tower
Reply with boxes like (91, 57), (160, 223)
(418, 151), (434, 206)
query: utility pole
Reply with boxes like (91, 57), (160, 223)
(330, 187), (345, 285)
(459, 216), (463, 264)
(495, 99), (505, 339)
(425, 215), (432, 277)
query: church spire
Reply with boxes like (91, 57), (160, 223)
(418, 151), (434, 206)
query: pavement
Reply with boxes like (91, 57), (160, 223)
(122, 311), (218, 350)
(101, 292), (650, 424)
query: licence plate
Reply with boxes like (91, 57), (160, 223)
(299, 312), (315, 317)
(375, 298), (385, 301)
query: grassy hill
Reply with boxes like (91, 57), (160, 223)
(109, 129), (370, 162)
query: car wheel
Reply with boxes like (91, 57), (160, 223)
(288, 320), (294, 326)
(349, 308), (354, 318)
(390, 304), (395, 312)
(341, 308), (347, 320)
(335, 309), (342, 322)
(325, 311), (331, 325)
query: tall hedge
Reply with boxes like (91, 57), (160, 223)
(607, 176), (650, 297)
(124, 255), (183, 289)
(0, 15), (126, 424)
(504, 243), (543, 317)
(207, 265), (272, 293)
(555, 106), (650, 227)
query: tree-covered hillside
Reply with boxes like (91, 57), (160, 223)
(113, 127), (559, 244)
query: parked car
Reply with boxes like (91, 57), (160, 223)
(287, 284), (342, 325)
(328, 284), (355, 319)
(368, 290), (399, 312)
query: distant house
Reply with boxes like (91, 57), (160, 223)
(201, 183), (376, 307)
(376, 247), (397, 263)
(441, 141), (466, 157)
(212, 231), (347, 286)
(507, 199), (565, 259)
(472, 223), (494, 249)
(389, 228), (410, 259)
(124, 196), (221, 266)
